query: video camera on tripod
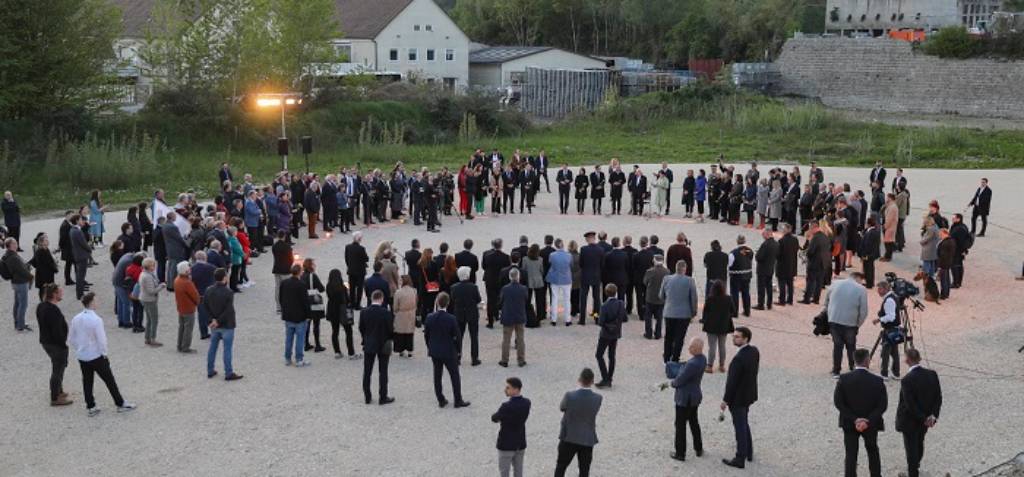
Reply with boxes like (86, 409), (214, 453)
(884, 272), (925, 312)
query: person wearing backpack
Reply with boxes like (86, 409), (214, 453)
(3, 237), (34, 331)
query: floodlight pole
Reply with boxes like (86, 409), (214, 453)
(280, 105), (288, 172)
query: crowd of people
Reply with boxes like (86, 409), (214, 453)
(0, 153), (989, 476)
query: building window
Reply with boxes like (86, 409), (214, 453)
(414, 24), (421, 31)
(426, 49), (436, 61)
(389, 48), (399, 61)
(334, 43), (352, 62)
(445, 48), (455, 61)
(510, 71), (526, 85)
(443, 78), (456, 91)
(426, 25), (433, 31)
(408, 48), (418, 61)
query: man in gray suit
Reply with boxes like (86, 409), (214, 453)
(554, 368), (603, 477)
(162, 212), (190, 291)
(498, 268), (528, 368)
(671, 337), (706, 461)
(69, 215), (92, 300)
(659, 260), (699, 363)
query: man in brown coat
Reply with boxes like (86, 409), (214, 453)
(881, 194), (899, 261)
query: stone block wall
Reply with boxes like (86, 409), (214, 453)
(771, 37), (1024, 119)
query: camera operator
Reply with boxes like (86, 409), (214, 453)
(872, 281), (901, 380)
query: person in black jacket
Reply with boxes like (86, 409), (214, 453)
(424, 293), (470, 409)
(29, 233), (59, 302)
(279, 264), (311, 367)
(595, 284), (624, 388)
(360, 290), (395, 405)
(628, 168), (648, 216)
(631, 236), (654, 319)
(753, 229), (778, 311)
(896, 349), (942, 477)
(271, 231), (293, 313)
(703, 240), (729, 296)
(578, 232), (605, 324)
(58, 211), (76, 285)
(557, 165), (573, 214)
(858, 218), (881, 288)
(590, 166), (606, 215)
(574, 168), (589, 214)
(482, 239), (511, 328)
(301, 259), (326, 353)
(967, 177), (991, 237)
(450, 267), (482, 366)
(345, 232), (369, 310)
(602, 238), (630, 319)
(833, 348), (887, 477)
(454, 239), (479, 283)
(701, 280), (735, 373)
(204, 268), (243, 381)
(37, 284), (72, 406)
(775, 224), (800, 305)
(325, 269), (358, 359)
(721, 327), (759, 469)
(492, 377), (531, 477)
(949, 214), (971, 288)
(608, 165), (625, 215)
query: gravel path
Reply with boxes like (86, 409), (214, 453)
(1, 164), (1022, 477)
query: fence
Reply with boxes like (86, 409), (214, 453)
(521, 67), (617, 119)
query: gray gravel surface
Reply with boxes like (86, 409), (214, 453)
(1, 164), (1022, 477)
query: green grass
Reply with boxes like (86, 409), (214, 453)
(13, 103), (1024, 216)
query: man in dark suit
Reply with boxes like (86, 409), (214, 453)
(404, 239), (422, 292)
(58, 211), (76, 286)
(498, 269), (528, 367)
(721, 327), (759, 469)
(502, 167), (518, 214)
(595, 284), (624, 388)
(602, 239), (630, 319)
(608, 166), (625, 215)
(424, 293), (470, 409)
(753, 229), (778, 311)
(519, 163), (539, 213)
(834, 348), (887, 477)
(891, 168), (907, 194)
(859, 217), (881, 287)
(967, 177), (992, 237)
(578, 232), (605, 325)
(590, 166), (606, 215)
(218, 163), (233, 186)
(869, 162), (886, 190)
(896, 349), (942, 477)
(556, 165), (573, 214)
(629, 168), (648, 216)
(450, 267), (482, 366)
(279, 264), (311, 366)
(775, 224), (800, 305)
(671, 338), (706, 461)
(321, 177), (338, 231)
(621, 236), (639, 316)
(492, 377), (531, 477)
(69, 215), (92, 300)
(162, 212), (189, 291)
(345, 232), (369, 310)
(482, 239), (511, 328)
(454, 239), (479, 283)
(364, 261), (391, 309)
(555, 368), (603, 477)
(801, 222), (831, 304)
(359, 290), (394, 405)
(533, 150), (550, 192)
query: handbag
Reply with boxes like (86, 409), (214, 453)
(130, 282), (141, 301)
(422, 268), (440, 293)
(885, 327), (906, 345)
(344, 308), (355, 327)
(382, 338), (393, 356)
(306, 274), (325, 314)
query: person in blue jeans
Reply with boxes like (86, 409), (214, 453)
(279, 263), (311, 367)
(204, 268), (243, 381)
(3, 237), (33, 331)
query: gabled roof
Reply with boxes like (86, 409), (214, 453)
(110, 0), (415, 39)
(469, 46), (554, 64)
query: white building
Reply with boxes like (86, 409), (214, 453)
(468, 46), (608, 92)
(110, 0), (471, 100)
(825, 0), (1006, 36)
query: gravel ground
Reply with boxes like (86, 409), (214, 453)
(1, 164), (1022, 477)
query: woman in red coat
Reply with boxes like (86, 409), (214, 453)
(457, 165), (470, 215)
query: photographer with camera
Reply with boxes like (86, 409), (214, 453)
(872, 281), (901, 380)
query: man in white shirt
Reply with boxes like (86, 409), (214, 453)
(152, 189), (171, 226)
(69, 292), (136, 417)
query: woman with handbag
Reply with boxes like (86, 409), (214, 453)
(418, 248), (441, 320)
(301, 258), (326, 353)
(392, 275), (418, 358)
(325, 269), (360, 360)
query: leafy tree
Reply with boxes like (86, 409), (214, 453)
(0, 0), (121, 121)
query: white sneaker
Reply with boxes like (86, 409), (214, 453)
(349, 353), (362, 360)
(117, 402), (137, 413)
(295, 360), (310, 367)
(87, 407), (101, 417)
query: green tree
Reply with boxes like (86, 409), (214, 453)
(0, 0), (121, 120)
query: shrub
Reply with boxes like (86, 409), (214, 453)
(45, 131), (163, 190)
(922, 27), (983, 59)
